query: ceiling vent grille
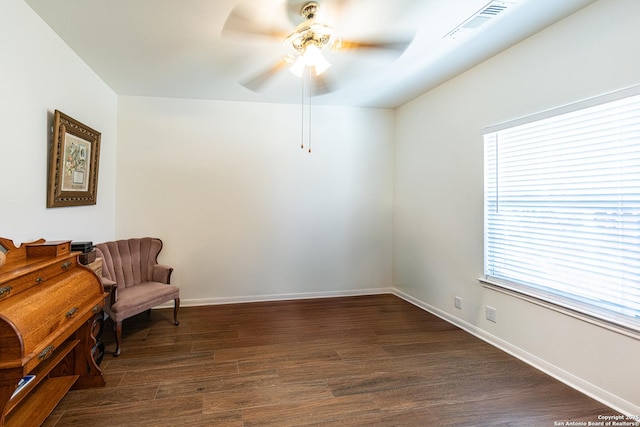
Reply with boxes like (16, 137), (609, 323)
(445, 1), (514, 39)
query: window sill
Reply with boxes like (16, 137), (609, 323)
(478, 277), (640, 341)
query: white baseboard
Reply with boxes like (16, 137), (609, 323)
(156, 287), (395, 308)
(391, 288), (640, 417)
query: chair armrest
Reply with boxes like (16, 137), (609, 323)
(99, 277), (118, 305)
(100, 277), (117, 291)
(153, 264), (174, 284)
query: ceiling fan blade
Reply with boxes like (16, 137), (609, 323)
(334, 39), (412, 53)
(241, 58), (290, 92)
(222, 4), (289, 39)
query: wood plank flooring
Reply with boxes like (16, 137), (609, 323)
(44, 294), (619, 426)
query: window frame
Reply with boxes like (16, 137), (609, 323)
(480, 85), (640, 339)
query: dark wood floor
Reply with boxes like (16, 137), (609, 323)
(44, 294), (618, 426)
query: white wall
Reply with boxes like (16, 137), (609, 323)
(394, 0), (640, 414)
(5, 0), (636, 415)
(0, 0), (118, 245)
(116, 96), (394, 304)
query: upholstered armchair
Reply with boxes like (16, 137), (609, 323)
(94, 237), (180, 356)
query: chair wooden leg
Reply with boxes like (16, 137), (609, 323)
(114, 321), (122, 357)
(173, 298), (180, 326)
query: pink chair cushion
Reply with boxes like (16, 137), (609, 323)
(109, 281), (180, 322)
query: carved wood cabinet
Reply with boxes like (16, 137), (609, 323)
(0, 237), (107, 426)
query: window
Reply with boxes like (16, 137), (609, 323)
(483, 87), (640, 333)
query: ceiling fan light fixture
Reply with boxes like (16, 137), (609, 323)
(304, 44), (331, 75)
(289, 56), (306, 77)
(287, 43), (331, 77)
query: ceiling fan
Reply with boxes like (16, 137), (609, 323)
(222, 0), (413, 95)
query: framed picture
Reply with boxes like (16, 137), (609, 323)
(47, 110), (101, 208)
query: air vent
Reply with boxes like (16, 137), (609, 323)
(445, 1), (514, 39)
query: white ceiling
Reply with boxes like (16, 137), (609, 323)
(25, 0), (594, 108)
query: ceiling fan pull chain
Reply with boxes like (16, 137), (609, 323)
(307, 67), (311, 153)
(300, 66), (312, 153)
(308, 73), (312, 153)
(301, 71), (305, 150)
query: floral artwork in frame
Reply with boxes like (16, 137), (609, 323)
(47, 110), (101, 208)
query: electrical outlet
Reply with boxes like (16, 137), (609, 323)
(486, 306), (497, 323)
(454, 296), (462, 309)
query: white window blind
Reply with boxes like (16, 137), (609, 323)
(483, 88), (640, 332)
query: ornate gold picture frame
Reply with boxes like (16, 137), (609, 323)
(47, 110), (101, 208)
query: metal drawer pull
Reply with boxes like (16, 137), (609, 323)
(38, 345), (55, 360)
(35, 277), (43, 284)
(66, 307), (79, 318)
(61, 261), (72, 270)
(0, 286), (12, 298)
(92, 304), (103, 314)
